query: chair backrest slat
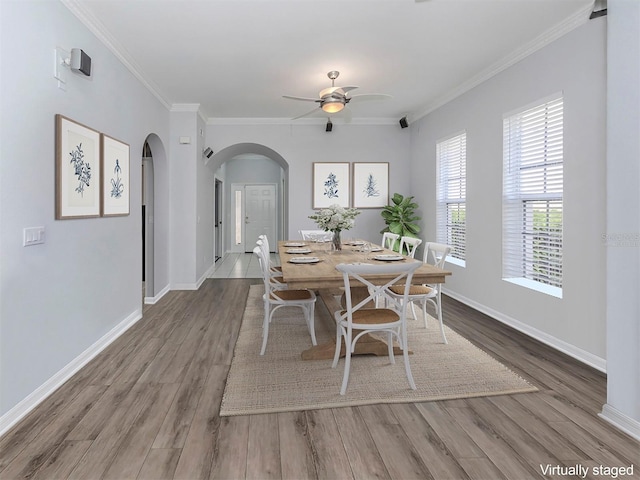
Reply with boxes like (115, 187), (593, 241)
(423, 242), (452, 269)
(381, 232), (400, 251)
(399, 236), (422, 258)
(336, 262), (421, 322)
(254, 244), (281, 298)
(258, 234), (270, 253)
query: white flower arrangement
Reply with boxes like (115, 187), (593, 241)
(309, 204), (360, 232)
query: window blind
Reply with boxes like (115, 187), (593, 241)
(503, 96), (563, 290)
(437, 132), (466, 262)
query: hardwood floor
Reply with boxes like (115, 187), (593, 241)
(0, 278), (637, 479)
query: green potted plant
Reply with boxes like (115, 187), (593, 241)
(380, 193), (421, 253)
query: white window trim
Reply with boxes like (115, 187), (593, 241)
(504, 277), (563, 299)
(436, 130), (467, 266)
(446, 256), (465, 268)
(502, 94), (564, 295)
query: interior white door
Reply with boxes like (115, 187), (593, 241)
(244, 184), (276, 252)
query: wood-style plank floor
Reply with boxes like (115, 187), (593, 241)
(1, 278), (638, 479)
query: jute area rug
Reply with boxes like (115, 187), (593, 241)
(220, 285), (537, 416)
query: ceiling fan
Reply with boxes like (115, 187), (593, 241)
(283, 71), (391, 121)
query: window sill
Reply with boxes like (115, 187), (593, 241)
(446, 257), (466, 268)
(503, 277), (563, 298)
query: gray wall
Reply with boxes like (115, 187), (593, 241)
(603, 0), (640, 435)
(0, 1), (171, 416)
(205, 122), (412, 245)
(196, 115), (215, 280)
(409, 19), (607, 365)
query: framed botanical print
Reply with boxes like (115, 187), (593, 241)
(55, 114), (101, 219)
(352, 162), (389, 208)
(312, 162), (350, 209)
(101, 134), (130, 216)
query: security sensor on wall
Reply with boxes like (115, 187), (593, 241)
(203, 147), (214, 165)
(399, 116), (409, 129)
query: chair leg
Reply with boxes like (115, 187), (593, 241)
(437, 295), (448, 344)
(421, 299), (429, 329)
(401, 327), (417, 390)
(339, 329), (353, 395)
(332, 323), (342, 368)
(307, 303), (317, 346)
(403, 345), (417, 390)
(387, 331), (395, 364)
(410, 301), (417, 320)
(260, 302), (270, 355)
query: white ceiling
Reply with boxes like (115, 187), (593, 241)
(63, 0), (595, 123)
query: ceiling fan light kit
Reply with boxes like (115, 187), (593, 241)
(322, 100), (344, 114)
(283, 70), (391, 125)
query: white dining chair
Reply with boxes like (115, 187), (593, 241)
(257, 235), (283, 277)
(256, 239), (288, 290)
(373, 232), (406, 308)
(332, 261), (421, 395)
(253, 245), (317, 355)
(399, 236), (422, 258)
(381, 232), (400, 252)
(388, 242), (452, 344)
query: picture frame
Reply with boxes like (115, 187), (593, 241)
(312, 162), (350, 209)
(101, 133), (130, 216)
(55, 114), (101, 219)
(352, 162), (389, 208)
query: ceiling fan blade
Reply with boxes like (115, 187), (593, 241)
(320, 85), (359, 97)
(338, 86), (359, 94)
(283, 95), (320, 102)
(291, 106), (321, 120)
(347, 93), (393, 103)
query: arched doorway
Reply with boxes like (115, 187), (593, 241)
(205, 143), (289, 258)
(142, 133), (169, 303)
(142, 141), (154, 299)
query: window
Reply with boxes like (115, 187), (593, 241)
(437, 132), (466, 264)
(235, 189), (243, 245)
(503, 95), (563, 296)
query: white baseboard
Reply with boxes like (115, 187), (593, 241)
(167, 264), (217, 292)
(196, 266), (214, 289)
(442, 288), (607, 373)
(599, 404), (640, 441)
(171, 282), (199, 290)
(0, 309), (143, 438)
(144, 283), (170, 305)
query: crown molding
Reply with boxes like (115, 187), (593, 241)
(62, 0), (592, 127)
(170, 104), (209, 124)
(171, 104), (201, 112)
(412, 3), (593, 122)
(61, 0), (172, 111)
(206, 117), (398, 126)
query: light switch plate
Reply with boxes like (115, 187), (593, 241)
(24, 227), (45, 246)
(54, 48), (68, 81)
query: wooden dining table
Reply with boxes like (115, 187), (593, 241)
(277, 239), (452, 360)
